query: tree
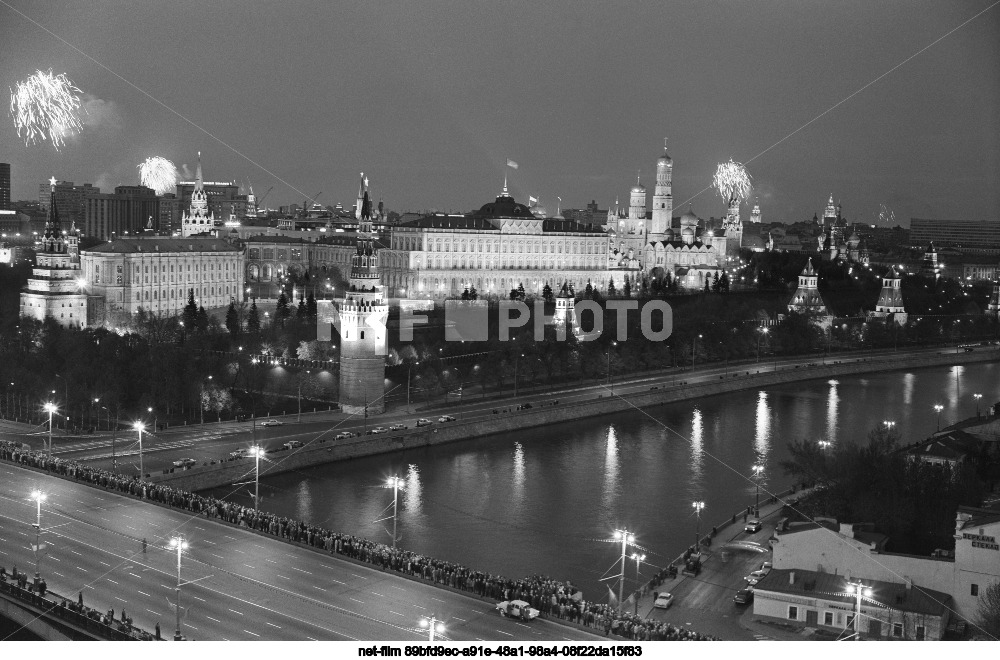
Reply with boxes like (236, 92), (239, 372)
(712, 272), (721, 292)
(306, 293), (317, 320)
(182, 289), (198, 329)
(974, 580), (1000, 640)
(517, 283), (526, 300)
(608, 278), (617, 296)
(623, 278), (632, 298)
(276, 292), (291, 324)
(247, 299), (261, 334)
(509, 288), (519, 301)
(461, 287), (470, 301)
(195, 305), (209, 333)
(720, 272), (731, 293)
(468, 285), (478, 300)
(225, 300), (240, 337)
(585, 281), (594, 299)
(542, 283), (553, 301)
(703, 277), (711, 293)
(296, 297), (307, 321)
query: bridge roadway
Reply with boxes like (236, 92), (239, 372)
(30, 343), (990, 477)
(0, 463), (600, 641)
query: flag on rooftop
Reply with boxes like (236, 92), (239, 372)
(506, 159), (518, 169)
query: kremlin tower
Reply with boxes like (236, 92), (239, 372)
(338, 174), (389, 416)
(649, 140), (673, 243)
(181, 152), (215, 237)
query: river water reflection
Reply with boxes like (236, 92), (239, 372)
(206, 362), (1000, 601)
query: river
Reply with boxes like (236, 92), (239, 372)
(205, 361), (1000, 602)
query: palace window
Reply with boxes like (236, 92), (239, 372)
(787, 607), (798, 620)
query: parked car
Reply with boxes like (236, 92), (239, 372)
(653, 593), (674, 609)
(438, 415), (456, 423)
(370, 427), (388, 434)
(760, 561), (773, 573)
(388, 423), (406, 431)
(746, 569), (768, 582)
(335, 432), (355, 441)
(496, 600), (539, 621)
(744, 571), (767, 586)
(744, 518), (762, 533)
(172, 458), (196, 468)
(260, 418), (283, 427)
(416, 418), (434, 427)
(283, 440), (303, 449)
(229, 449), (247, 459)
(733, 588), (754, 605)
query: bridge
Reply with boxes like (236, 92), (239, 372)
(0, 459), (601, 641)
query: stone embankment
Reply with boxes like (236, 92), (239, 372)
(154, 348), (1000, 492)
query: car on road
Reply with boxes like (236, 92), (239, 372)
(653, 593), (674, 609)
(744, 571), (768, 586)
(760, 561), (772, 573)
(260, 419), (283, 427)
(172, 458), (196, 468)
(746, 569), (768, 582)
(733, 588), (754, 605)
(229, 449), (247, 459)
(283, 440), (303, 449)
(416, 418), (433, 427)
(744, 518), (762, 533)
(438, 415), (456, 423)
(335, 431), (356, 440)
(370, 427), (388, 434)
(496, 599), (539, 621)
(388, 423), (406, 431)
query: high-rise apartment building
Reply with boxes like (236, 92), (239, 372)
(83, 185), (159, 239)
(0, 163), (10, 210)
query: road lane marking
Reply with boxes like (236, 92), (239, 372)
(49, 556), (60, 562)
(430, 597), (445, 602)
(312, 586), (326, 591)
(211, 553), (224, 559)
(388, 585), (406, 591)
(53, 571), (65, 578)
(453, 617), (467, 622)
(276, 575), (290, 580)
(371, 592), (386, 597)
(106, 579), (118, 585)
(99, 561), (111, 567)
(306, 637), (317, 641)
(243, 564), (255, 569)
(495, 630), (514, 636)
(192, 596), (206, 602)
(349, 597), (363, 603)
(265, 622), (280, 628)
(232, 549), (245, 554)
(146, 609), (161, 616)
(203, 540), (215, 544)
(76, 567), (87, 572)
(290, 567), (310, 574)
(138, 591), (151, 597)
(389, 611), (404, 617)
(411, 604), (425, 609)
(69, 549), (82, 556)
(187, 624), (198, 631)
(114, 596), (126, 602)
(243, 630), (260, 637)
(129, 573), (140, 578)
(229, 608), (244, 616)
(207, 616), (221, 623)
(263, 558), (277, 563)
(350, 573), (367, 579)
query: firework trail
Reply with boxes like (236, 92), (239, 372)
(9, 69), (84, 150)
(713, 160), (753, 205)
(138, 156), (178, 195)
(878, 203), (896, 226)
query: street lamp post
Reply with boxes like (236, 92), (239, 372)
(692, 501), (705, 549)
(419, 613), (444, 642)
(514, 353), (524, 397)
(629, 552), (645, 615)
(249, 446), (265, 511)
(752, 464), (764, 516)
(168, 536), (189, 640)
(757, 327), (768, 363)
(846, 580), (872, 641)
(934, 404), (944, 431)
(30, 490), (46, 589)
(148, 406), (156, 432)
(607, 341), (617, 395)
(973, 393), (983, 418)
(407, 362), (419, 413)
(386, 475), (403, 550)
(44, 402), (56, 458)
(613, 528), (635, 612)
(134, 421), (145, 478)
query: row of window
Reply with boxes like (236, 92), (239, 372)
(417, 238), (603, 255)
(785, 606), (920, 639)
(133, 285), (235, 301)
(412, 256), (606, 270)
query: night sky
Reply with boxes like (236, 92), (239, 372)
(2, 0), (998, 226)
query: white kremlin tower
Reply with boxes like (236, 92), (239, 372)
(181, 152), (215, 237)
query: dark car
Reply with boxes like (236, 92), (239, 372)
(734, 588), (754, 605)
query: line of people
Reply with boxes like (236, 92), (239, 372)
(1, 439), (717, 641)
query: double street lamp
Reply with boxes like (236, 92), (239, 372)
(629, 552), (645, 615)
(752, 464), (764, 516)
(933, 404), (944, 431)
(973, 393), (983, 418)
(419, 613), (445, 641)
(756, 327), (769, 363)
(248, 446), (266, 511)
(692, 501), (705, 549)
(44, 402), (57, 458)
(845, 580), (873, 641)
(613, 528), (636, 612)
(133, 421), (146, 478)
(386, 475), (403, 550)
(607, 341), (618, 395)
(168, 536), (189, 641)
(30, 490), (46, 589)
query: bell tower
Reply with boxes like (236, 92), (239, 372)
(649, 139), (673, 242)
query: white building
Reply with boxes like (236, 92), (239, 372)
(180, 152), (216, 238)
(79, 236), (244, 325)
(770, 506), (1000, 621)
(19, 179), (88, 328)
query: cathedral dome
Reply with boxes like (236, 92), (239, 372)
(531, 205), (549, 218)
(658, 152), (672, 166)
(681, 226), (695, 238)
(680, 207), (699, 226)
(630, 183), (646, 194)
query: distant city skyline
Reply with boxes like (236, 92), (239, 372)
(1, 1), (998, 226)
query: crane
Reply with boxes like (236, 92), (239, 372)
(256, 186), (274, 208)
(302, 191), (322, 218)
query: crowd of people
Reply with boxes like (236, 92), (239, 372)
(1, 439), (718, 641)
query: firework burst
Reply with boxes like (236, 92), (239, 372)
(9, 69), (85, 150)
(713, 160), (752, 206)
(138, 156), (178, 195)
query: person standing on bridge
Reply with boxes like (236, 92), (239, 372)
(155, 622), (161, 640)
(142, 538), (147, 554)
